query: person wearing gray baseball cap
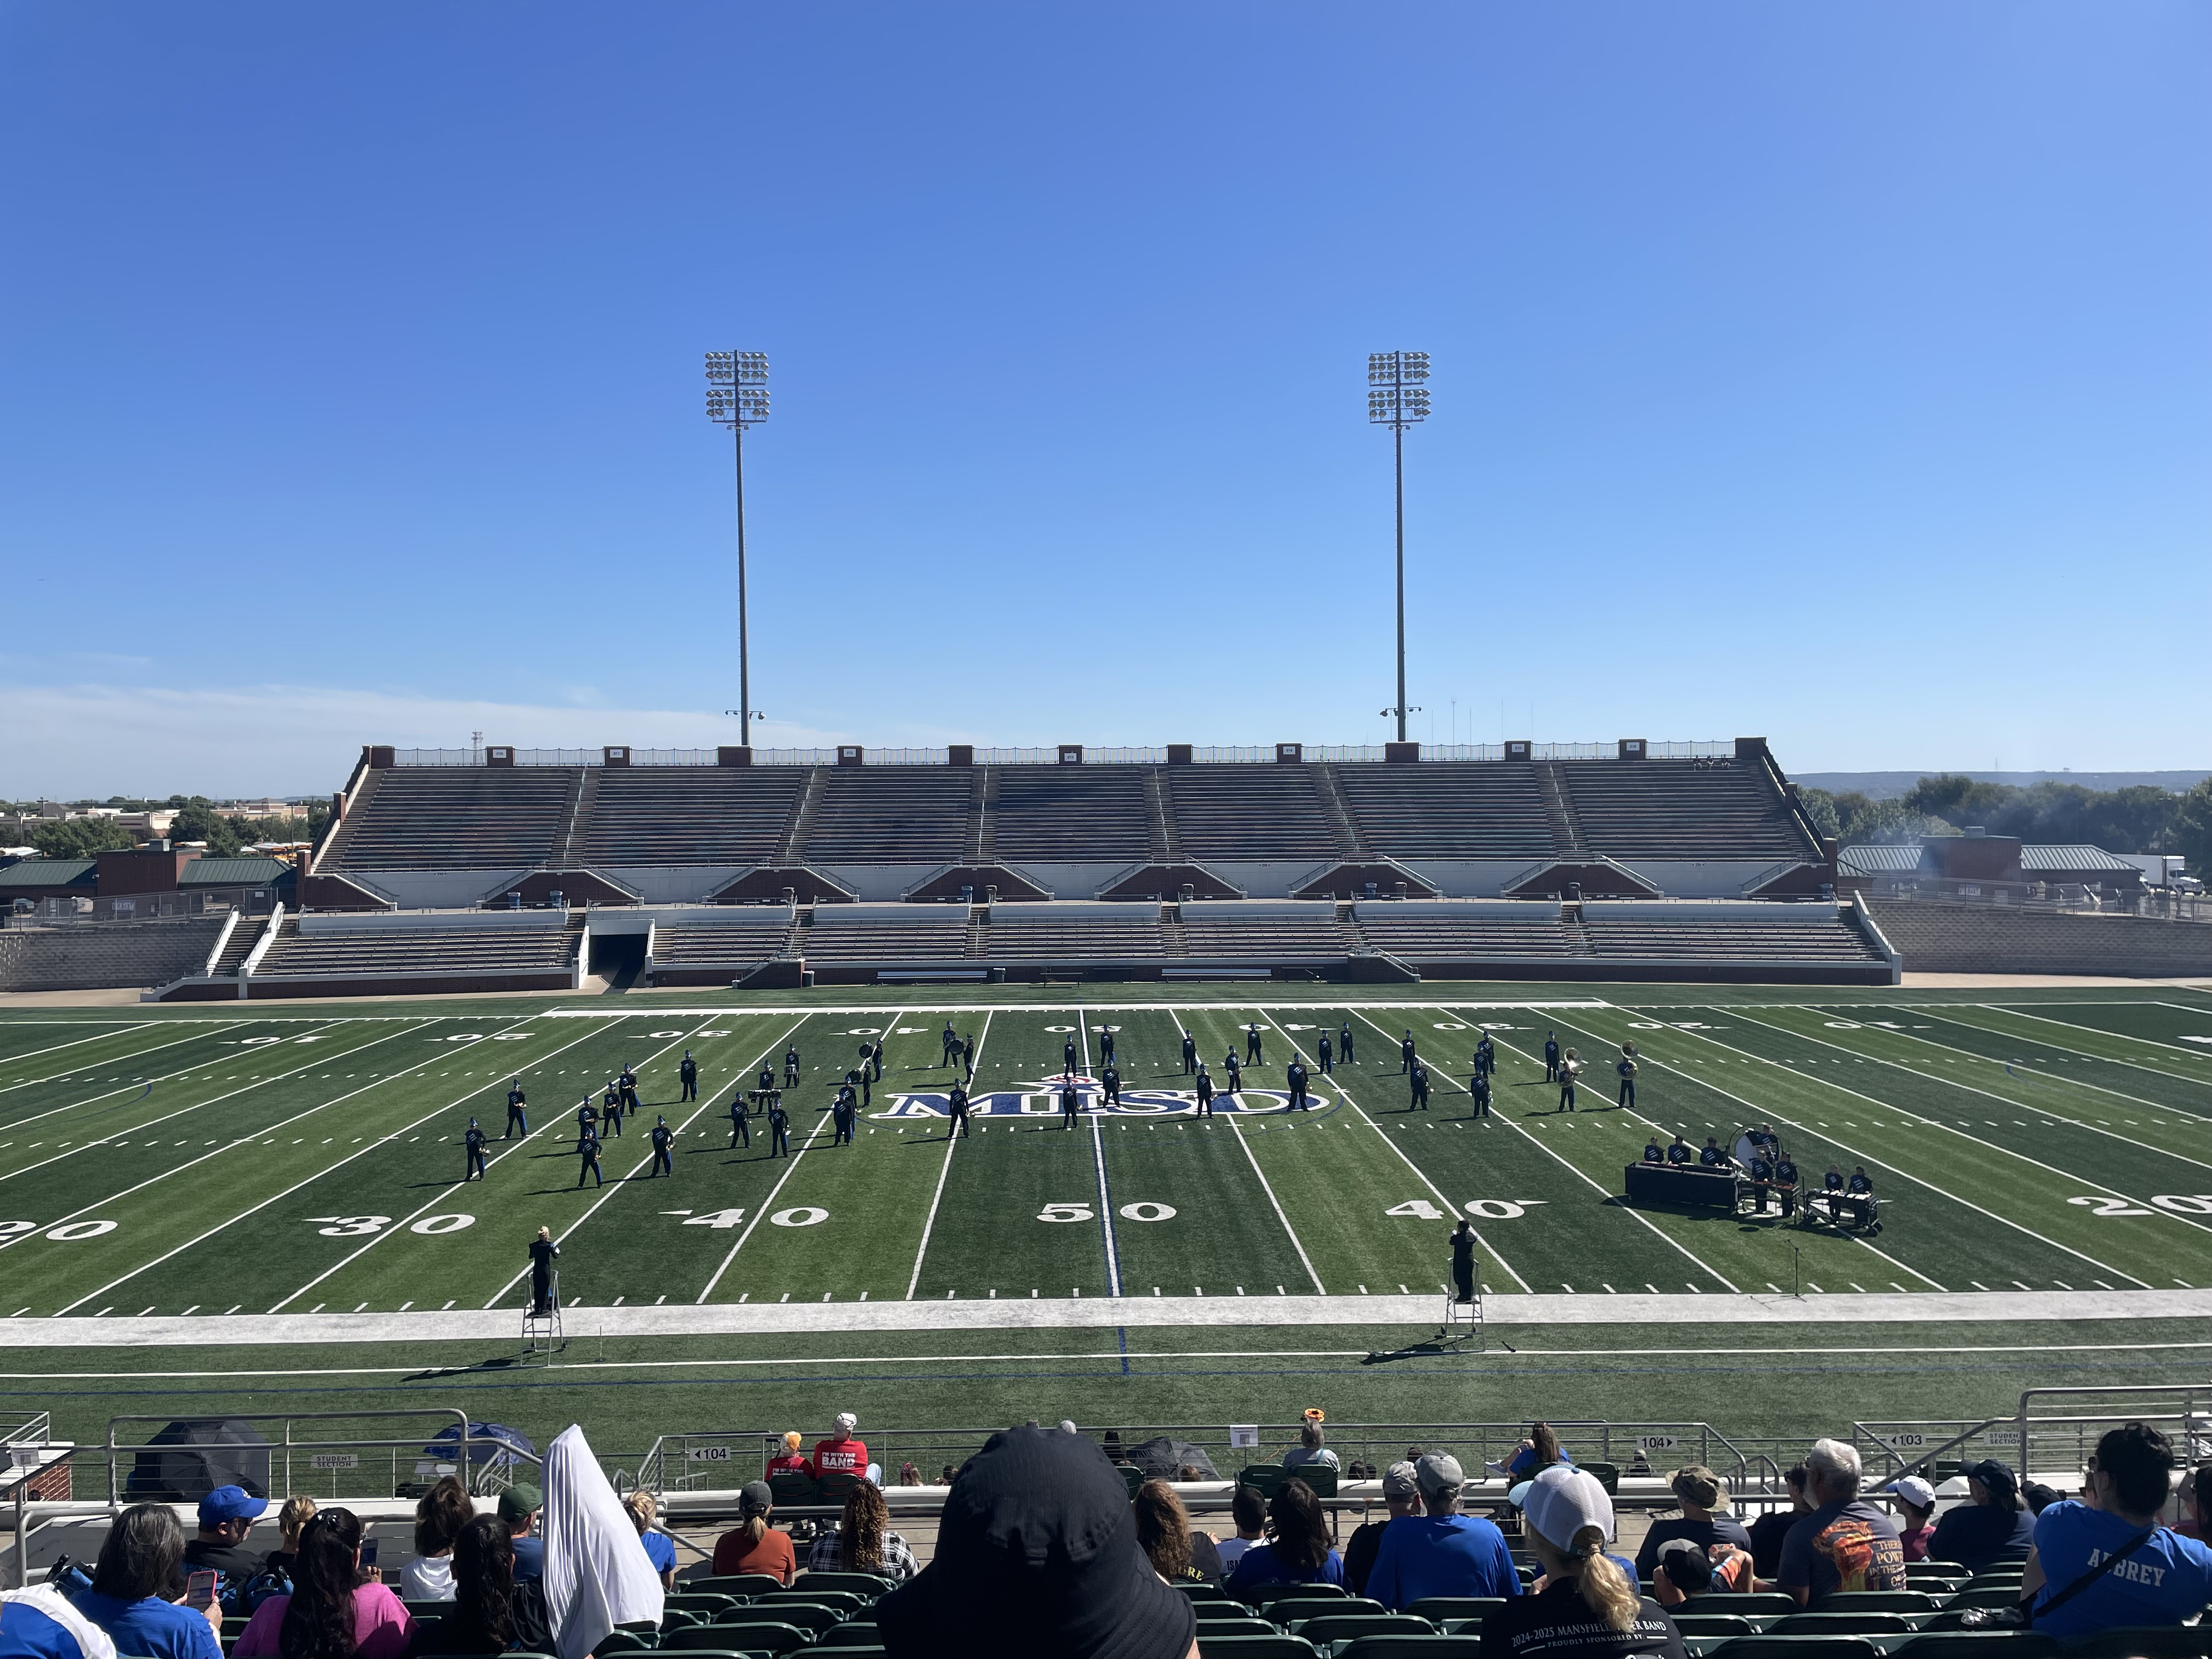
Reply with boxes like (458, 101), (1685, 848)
(1366, 1454), (1520, 1610)
(1342, 1462), (1425, 1597)
(1929, 1458), (2034, 1573)
(1483, 1466), (1683, 1657)
(710, 1480), (795, 1584)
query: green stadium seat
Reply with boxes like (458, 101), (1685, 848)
(659, 1609), (706, 1632)
(1944, 1588), (2029, 1611)
(1180, 1585), (1239, 1603)
(1771, 1613), (1915, 1637)
(1818, 1592), (1937, 1615)
(1705, 1639), (1885, 1659)
(793, 1571), (896, 1596)
(664, 1594), (740, 1614)
(815, 1470), (862, 1506)
(767, 1471), (817, 1507)
(1728, 1594), (1803, 1617)
(1673, 1616), (1757, 1640)
(1579, 1462), (1621, 1495)
(1246, 1584), (1349, 1611)
(666, 1627), (795, 1654)
(592, 1632), (653, 1656)
(820, 1625), (880, 1646)
(1293, 1465), (1340, 1499)
(1118, 1463), (1147, 1497)
(760, 1589), (864, 1617)
(1331, 1637), (1483, 1659)
(1273, 1599), (1386, 1627)
(1404, 1600), (1507, 1628)
(1198, 1638), (1321, 1659)
(1194, 1620), (1281, 1639)
(1907, 1566), (1971, 1589)
(1293, 1613), (1436, 1647)
(1239, 1465), (1290, 1498)
(714, 1604), (840, 1633)
(689, 1575), (787, 1597)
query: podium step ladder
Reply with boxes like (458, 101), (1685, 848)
(523, 1271), (565, 1359)
(1440, 1285), (1485, 1352)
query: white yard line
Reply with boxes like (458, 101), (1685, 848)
(0, 1017), (419, 1212)
(1854, 1005), (2212, 1130)
(0, 1023), (223, 1097)
(265, 1015), (635, 1311)
(1335, 1006), (1533, 1294)
(905, 1011), (991, 1301)
(472, 1014), (812, 1310)
(1969, 1004), (2212, 1084)
(1078, 1008), (1125, 1298)
(47, 1014), (538, 1314)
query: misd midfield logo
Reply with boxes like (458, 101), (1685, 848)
(871, 1073), (1307, 1119)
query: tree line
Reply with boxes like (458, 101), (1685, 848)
(1801, 774), (2212, 870)
(15, 795), (330, 861)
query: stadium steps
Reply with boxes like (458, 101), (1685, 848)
(1311, 763), (1369, 856)
(549, 769), (599, 867)
(777, 769), (827, 863)
(212, 912), (268, 976)
(2, 913), (232, 995)
(966, 768), (994, 863)
(1146, 769), (1181, 861)
(1533, 764), (1589, 855)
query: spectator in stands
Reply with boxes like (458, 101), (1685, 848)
(1366, 1454), (1518, 1610)
(1881, 1476), (1938, 1562)
(939, 1465), (958, 1485)
(1133, 1481), (1224, 1587)
(815, 1412), (882, 1484)
(1745, 1464), (1811, 1579)
(1224, 1479), (1342, 1592)
(423, 1515), (550, 1656)
(2023, 1482), (2064, 1519)
(2176, 1465), (2212, 1540)
(711, 1481), (796, 1583)
(75, 1504), (222, 1659)
(1479, 1467), (1680, 1659)
(766, 1431), (810, 1479)
(1650, 1537), (1751, 1607)
(264, 1497), (317, 1579)
(898, 1462), (924, 1487)
(2023, 1422), (2212, 1643)
(1634, 1466), (1752, 1581)
(1490, 1423), (1571, 1481)
(403, 1476), (475, 1600)
(498, 1486), (544, 1583)
(1928, 1459), (2033, 1572)
(183, 1486), (268, 1582)
(1215, 1486), (1267, 1573)
(1344, 1462), (1422, 1595)
(1, 1583), (116, 1659)
(808, 1479), (916, 1581)
(876, 1426), (1193, 1659)
(1777, 1438), (1906, 1605)
(623, 1492), (677, 1590)
(1283, 1414), (1339, 1473)
(233, 1507), (414, 1659)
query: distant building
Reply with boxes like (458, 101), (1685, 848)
(1838, 830), (2145, 901)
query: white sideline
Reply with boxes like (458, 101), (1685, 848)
(10, 1285), (2212, 1347)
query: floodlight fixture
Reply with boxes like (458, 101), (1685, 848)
(1368, 350), (1432, 743)
(706, 350), (771, 740)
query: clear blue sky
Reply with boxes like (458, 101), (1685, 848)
(4, 3), (2207, 798)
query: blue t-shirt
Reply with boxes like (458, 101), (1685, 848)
(2028, 1504), (2212, 1642)
(511, 1536), (545, 1582)
(641, 1530), (677, 1575)
(74, 1595), (220, 1659)
(1224, 1544), (1345, 1592)
(1365, 1514), (1521, 1609)
(2, 1587), (114, 1659)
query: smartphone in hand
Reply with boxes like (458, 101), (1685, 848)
(185, 1571), (218, 1611)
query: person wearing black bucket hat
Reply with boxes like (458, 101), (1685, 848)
(877, 1425), (1195, 1659)
(1929, 1458), (2034, 1572)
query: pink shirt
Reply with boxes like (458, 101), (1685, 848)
(233, 1583), (414, 1659)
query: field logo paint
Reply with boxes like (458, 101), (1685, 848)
(871, 1076), (1306, 1120)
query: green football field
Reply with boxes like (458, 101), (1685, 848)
(6, 984), (2212, 1317)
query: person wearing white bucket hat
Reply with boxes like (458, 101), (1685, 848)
(1482, 1467), (1684, 1658)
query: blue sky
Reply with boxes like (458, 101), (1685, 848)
(4, 3), (2207, 797)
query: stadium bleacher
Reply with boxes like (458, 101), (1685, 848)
(646, 909), (798, 986)
(583, 768), (805, 868)
(323, 766), (573, 871)
(1556, 758), (1808, 862)
(1333, 763), (1556, 859)
(798, 768), (972, 864)
(1166, 765), (1344, 862)
(991, 769), (1154, 863)
(234, 912), (583, 996)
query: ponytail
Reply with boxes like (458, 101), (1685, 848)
(279, 1509), (363, 1659)
(742, 1515), (766, 1545)
(1570, 1526), (1639, 1633)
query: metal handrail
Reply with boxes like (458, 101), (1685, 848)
(103, 1410), (546, 1510)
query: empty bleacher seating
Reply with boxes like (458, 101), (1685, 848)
(1353, 901), (1590, 961)
(982, 903), (1169, 961)
(1334, 764), (1556, 859)
(803, 905), (972, 966)
(251, 916), (578, 980)
(800, 769), (972, 864)
(584, 769), (804, 867)
(649, 911), (796, 979)
(0, 913), (233, 993)
(1177, 901), (1355, 961)
(991, 768), (1153, 862)
(1582, 908), (1884, 964)
(328, 768), (573, 870)
(1866, 899), (2212, 978)
(1559, 759), (1809, 861)
(1166, 766), (1341, 862)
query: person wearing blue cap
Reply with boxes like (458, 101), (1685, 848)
(184, 1486), (268, 1581)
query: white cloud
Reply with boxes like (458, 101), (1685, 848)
(2, 682), (856, 799)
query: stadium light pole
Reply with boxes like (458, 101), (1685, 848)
(706, 352), (771, 743)
(1368, 351), (1430, 743)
